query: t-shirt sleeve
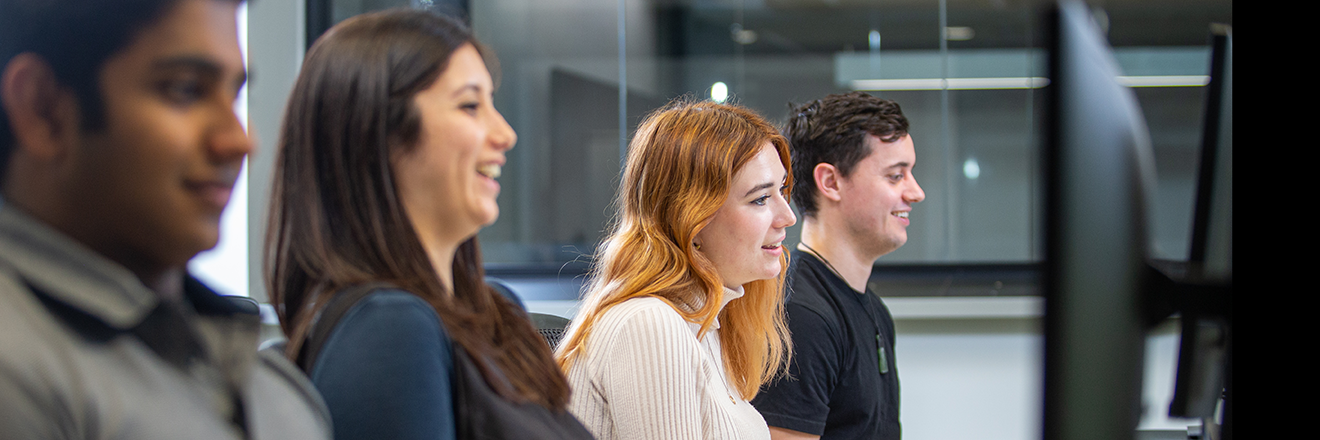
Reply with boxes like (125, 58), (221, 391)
(595, 305), (706, 439)
(751, 301), (840, 435)
(310, 291), (456, 440)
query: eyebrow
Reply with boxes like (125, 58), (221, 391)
(152, 56), (248, 89)
(743, 182), (777, 198)
(743, 173), (788, 198)
(449, 83), (484, 98)
(885, 161), (912, 170)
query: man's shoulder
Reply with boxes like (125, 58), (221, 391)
(0, 262), (74, 361)
(0, 268), (331, 439)
(247, 349), (334, 439)
(786, 257), (848, 319)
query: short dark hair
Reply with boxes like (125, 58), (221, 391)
(785, 91), (909, 217)
(0, 0), (242, 180)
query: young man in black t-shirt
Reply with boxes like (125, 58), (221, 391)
(751, 92), (926, 440)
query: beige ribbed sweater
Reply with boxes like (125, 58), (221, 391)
(564, 289), (770, 440)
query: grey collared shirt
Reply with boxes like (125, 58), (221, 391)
(0, 204), (331, 440)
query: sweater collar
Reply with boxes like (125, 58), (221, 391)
(687, 285), (744, 335)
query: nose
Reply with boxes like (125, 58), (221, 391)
(773, 192), (797, 229)
(488, 107), (517, 152)
(904, 175), (925, 203)
(210, 104), (254, 163)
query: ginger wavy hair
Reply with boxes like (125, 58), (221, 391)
(555, 99), (793, 399)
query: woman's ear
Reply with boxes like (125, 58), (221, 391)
(1, 53), (83, 162)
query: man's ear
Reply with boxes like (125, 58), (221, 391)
(814, 162), (843, 203)
(1, 53), (82, 161)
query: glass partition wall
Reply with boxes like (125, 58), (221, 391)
(309, 0), (1231, 296)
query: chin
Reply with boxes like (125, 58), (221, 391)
(471, 203), (500, 227)
(484, 200), (501, 220)
(480, 212), (499, 227)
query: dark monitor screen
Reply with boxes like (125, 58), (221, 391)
(1187, 26), (1233, 281)
(1040, 1), (1160, 439)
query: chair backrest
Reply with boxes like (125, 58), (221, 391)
(260, 339), (289, 359)
(224, 295), (261, 314)
(486, 277), (572, 349)
(528, 313), (572, 349)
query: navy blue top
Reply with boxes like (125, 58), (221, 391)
(309, 289), (527, 440)
(311, 290), (455, 440)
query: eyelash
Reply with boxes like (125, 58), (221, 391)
(159, 78), (206, 105)
(752, 186), (789, 206)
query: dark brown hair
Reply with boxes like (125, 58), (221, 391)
(785, 91), (909, 217)
(266, 8), (567, 409)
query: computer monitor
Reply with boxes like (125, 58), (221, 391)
(1187, 25), (1233, 282)
(1040, 1), (1161, 439)
(1167, 24), (1232, 436)
(1041, 3), (1234, 439)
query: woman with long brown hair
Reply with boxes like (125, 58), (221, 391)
(555, 100), (797, 439)
(267, 9), (588, 440)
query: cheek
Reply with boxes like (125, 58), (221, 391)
(83, 130), (173, 196)
(726, 211), (766, 250)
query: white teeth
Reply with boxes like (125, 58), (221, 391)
(477, 164), (501, 179)
(895, 212), (909, 219)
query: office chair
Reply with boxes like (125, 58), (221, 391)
(486, 277), (573, 348)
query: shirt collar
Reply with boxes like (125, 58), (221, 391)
(0, 204), (161, 330)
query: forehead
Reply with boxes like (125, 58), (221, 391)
(412, 44), (490, 108)
(107, 0), (243, 73)
(731, 143), (785, 184)
(859, 133), (916, 168)
(429, 44), (490, 90)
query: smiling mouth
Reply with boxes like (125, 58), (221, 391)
(894, 211), (909, 219)
(477, 164), (502, 179)
(186, 181), (234, 210)
(762, 241), (783, 250)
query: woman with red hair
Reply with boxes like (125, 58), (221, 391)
(556, 100), (797, 439)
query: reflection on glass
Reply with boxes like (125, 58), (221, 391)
(313, 0), (1230, 267)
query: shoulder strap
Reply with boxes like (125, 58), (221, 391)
(297, 281), (399, 373)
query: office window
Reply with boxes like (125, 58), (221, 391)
(301, 0), (1231, 289)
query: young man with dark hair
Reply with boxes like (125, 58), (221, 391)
(751, 91), (925, 440)
(0, 0), (331, 438)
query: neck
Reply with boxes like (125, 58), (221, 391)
(4, 186), (187, 302)
(142, 268), (187, 303)
(407, 212), (468, 294)
(799, 216), (874, 293)
(424, 241), (459, 294)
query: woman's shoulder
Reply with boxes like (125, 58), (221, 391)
(344, 288), (437, 319)
(573, 296), (706, 382)
(328, 288), (451, 346)
(591, 296), (697, 340)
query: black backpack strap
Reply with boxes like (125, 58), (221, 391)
(297, 281), (399, 373)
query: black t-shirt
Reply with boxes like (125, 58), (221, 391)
(751, 252), (900, 440)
